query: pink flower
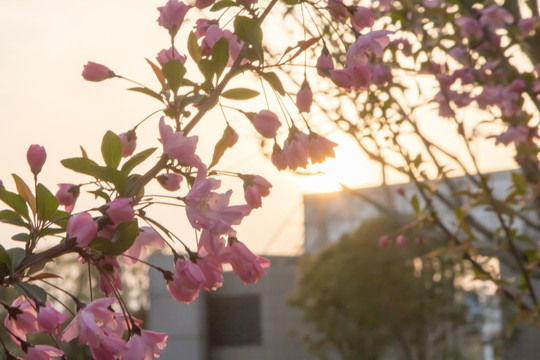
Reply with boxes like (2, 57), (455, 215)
(119, 130), (137, 158)
(271, 143), (288, 171)
(243, 175), (272, 209)
(349, 65), (372, 91)
(346, 30), (392, 67)
(282, 130), (310, 170)
(494, 126), (530, 146)
(167, 257), (206, 304)
(66, 212), (98, 248)
(378, 235), (389, 247)
(396, 234), (407, 247)
(27, 145), (46, 175)
(350, 6), (374, 31)
(24, 345), (64, 360)
(4, 297), (39, 341)
(82, 62), (115, 82)
(296, 80), (313, 113)
(97, 256), (123, 296)
(89, 333), (127, 360)
(37, 303), (68, 334)
(104, 198), (134, 225)
(222, 240), (270, 284)
(194, 19), (213, 38)
(121, 330), (168, 360)
(330, 69), (353, 90)
(156, 47), (187, 66)
(56, 183), (79, 213)
(370, 64), (392, 85)
(159, 117), (200, 166)
(479, 5), (514, 30)
(60, 298), (119, 347)
(185, 167), (251, 234)
(157, 0), (191, 35)
(454, 16), (483, 39)
(307, 132), (337, 164)
(327, 0), (348, 21)
(316, 48), (334, 77)
(249, 110), (282, 138)
(198, 229), (227, 257)
(123, 226), (165, 265)
(157, 173), (183, 191)
(195, 0), (215, 9)
(197, 255), (224, 291)
(519, 17), (537, 37)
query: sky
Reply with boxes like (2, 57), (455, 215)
(0, 0), (519, 258)
(0, 0), (385, 257)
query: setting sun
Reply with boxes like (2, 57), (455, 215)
(295, 133), (380, 193)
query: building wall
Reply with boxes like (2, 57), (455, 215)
(147, 255), (310, 360)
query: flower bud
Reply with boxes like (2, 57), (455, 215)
(249, 110), (282, 138)
(157, 0), (191, 37)
(296, 79), (313, 113)
(119, 130), (137, 157)
(396, 234), (407, 247)
(157, 173), (183, 191)
(82, 62), (115, 82)
(27, 145), (47, 175)
(156, 47), (187, 66)
(316, 47), (334, 77)
(56, 184), (80, 213)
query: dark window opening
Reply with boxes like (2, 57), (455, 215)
(207, 295), (261, 346)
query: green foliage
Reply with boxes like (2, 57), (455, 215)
(234, 16), (263, 62)
(161, 59), (186, 93)
(101, 131), (123, 169)
(221, 88), (260, 100)
(290, 216), (467, 360)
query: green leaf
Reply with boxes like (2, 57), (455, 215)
(127, 87), (164, 103)
(234, 16), (263, 62)
(410, 194), (420, 213)
(162, 60), (186, 93)
(39, 227), (65, 237)
(0, 244), (10, 267)
(12, 174), (36, 214)
(36, 184), (59, 222)
(121, 148), (157, 175)
(0, 189), (30, 221)
(0, 209), (29, 228)
(8, 248), (26, 271)
(12, 233), (31, 242)
(15, 283), (47, 303)
(89, 190), (112, 202)
(90, 220), (139, 255)
(210, 126), (236, 169)
(261, 72), (285, 96)
(50, 210), (70, 227)
(95, 167), (127, 195)
(511, 172), (527, 196)
(212, 38), (229, 80)
(146, 58), (166, 88)
(221, 88), (260, 100)
(187, 31), (202, 63)
(101, 130), (123, 169)
(211, 0), (238, 11)
(198, 58), (214, 83)
(61, 157), (101, 178)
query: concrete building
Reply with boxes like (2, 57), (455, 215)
(147, 170), (540, 359)
(147, 255), (310, 360)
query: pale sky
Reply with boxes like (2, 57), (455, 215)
(0, 0), (373, 257)
(0, 0), (517, 257)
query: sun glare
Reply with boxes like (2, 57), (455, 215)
(296, 134), (380, 193)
